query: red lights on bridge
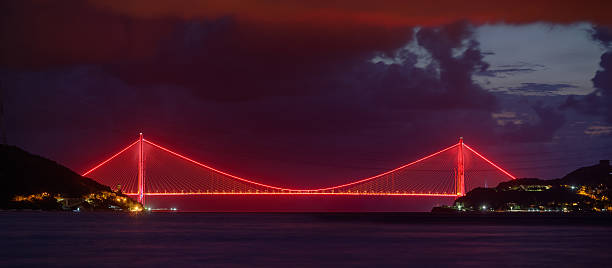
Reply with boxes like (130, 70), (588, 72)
(82, 134), (516, 204)
(463, 144), (516, 180)
(82, 140), (139, 176)
(143, 139), (297, 192)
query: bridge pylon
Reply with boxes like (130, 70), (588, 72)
(456, 137), (465, 196)
(138, 133), (145, 205)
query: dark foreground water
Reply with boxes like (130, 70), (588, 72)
(1, 212), (611, 267)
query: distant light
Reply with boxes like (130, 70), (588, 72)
(481, 205), (487, 210)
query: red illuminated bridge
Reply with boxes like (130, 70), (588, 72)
(82, 134), (515, 205)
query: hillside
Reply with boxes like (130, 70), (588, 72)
(451, 160), (612, 212)
(0, 144), (141, 211)
(559, 160), (612, 186)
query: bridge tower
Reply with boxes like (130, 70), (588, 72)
(456, 137), (465, 196)
(138, 133), (145, 205)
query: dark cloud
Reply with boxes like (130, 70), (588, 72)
(107, 17), (413, 101)
(479, 68), (536, 78)
(590, 25), (612, 47)
(563, 26), (612, 123)
(509, 83), (577, 95)
(500, 103), (566, 142)
(414, 22), (496, 109)
(477, 62), (546, 78)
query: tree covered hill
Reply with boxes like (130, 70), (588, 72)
(0, 144), (141, 211)
(453, 160), (612, 212)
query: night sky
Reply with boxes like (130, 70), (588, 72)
(2, 0), (612, 192)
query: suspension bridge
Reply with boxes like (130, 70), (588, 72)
(82, 134), (515, 205)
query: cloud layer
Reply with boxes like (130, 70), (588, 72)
(2, 0), (608, 185)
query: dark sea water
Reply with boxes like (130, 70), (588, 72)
(1, 212), (611, 267)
